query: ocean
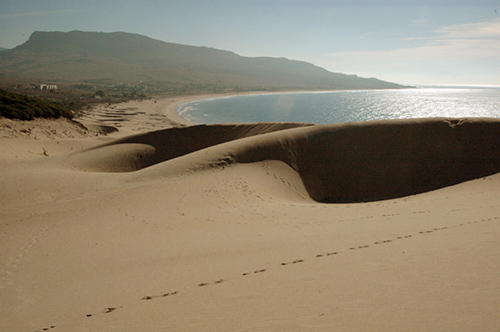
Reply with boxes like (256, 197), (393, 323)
(177, 87), (500, 125)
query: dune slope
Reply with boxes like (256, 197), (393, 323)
(63, 117), (500, 202)
(62, 122), (312, 172)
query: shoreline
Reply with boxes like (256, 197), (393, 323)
(76, 91), (304, 137)
(162, 89), (388, 126)
(158, 90), (315, 127)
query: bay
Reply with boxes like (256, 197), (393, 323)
(177, 87), (500, 125)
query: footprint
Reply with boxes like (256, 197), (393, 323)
(141, 291), (179, 301)
(282, 260), (304, 265)
(198, 283), (208, 287)
(162, 291), (178, 297)
(397, 235), (412, 239)
(103, 307), (120, 313)
(412, 211), (429, 214)
(254, 269), (266, 274)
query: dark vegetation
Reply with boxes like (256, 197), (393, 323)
(0, 31), (409, 91)
(0, 88), (73, 120)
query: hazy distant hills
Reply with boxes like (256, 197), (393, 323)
(0, 31), (406, 90)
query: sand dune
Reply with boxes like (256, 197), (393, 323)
(232, 117), (500, 202)
(62, 122), (312, 172)
(1, 96), (500, 332)
(63, 117), (500, 202)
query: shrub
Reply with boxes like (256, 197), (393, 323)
(0, 88), (74, 120)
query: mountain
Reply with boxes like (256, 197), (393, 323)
(0, 47), (7, 52)
(0, 31), (406, 90)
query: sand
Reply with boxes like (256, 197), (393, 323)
(1, 94), (500, 332)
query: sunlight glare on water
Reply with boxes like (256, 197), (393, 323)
(177, 87), (500, 125)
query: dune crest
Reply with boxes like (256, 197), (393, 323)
(61, 117), (500, 202)
(229, 117), (500, 202)
(61, 122), (312, 172)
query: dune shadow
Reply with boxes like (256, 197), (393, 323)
(232, 117), (500, 202)
(63, 122), (312, 172)
(63, 118), (500, 203)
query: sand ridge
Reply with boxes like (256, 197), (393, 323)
(59, 117), (500, 202)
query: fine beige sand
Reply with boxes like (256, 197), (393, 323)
(1, 95), (500, 332)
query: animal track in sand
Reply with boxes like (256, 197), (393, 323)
(34, 326), (56, 331)
(348, 245), (370, 250)
(412, 210), (430, 214)
(281, 259), (304, 266)
(242, 269), (267, 276)
(373, 240), (393, 244)
(103, 306), (123, 313)
(197, 279), (226, 287)
(35, 214), (499, 331)
(316, 252), (338, 257)
(141, 291), (179, 300)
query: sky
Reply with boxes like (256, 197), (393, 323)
(1, 0), (499, 86)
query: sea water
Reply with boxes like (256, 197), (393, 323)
(177, 87), (500, 125)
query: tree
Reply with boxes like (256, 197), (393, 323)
(94, 90), (105, 97)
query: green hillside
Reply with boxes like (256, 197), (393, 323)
(0, 31), (408, 90)
(0, 88), (73, 120)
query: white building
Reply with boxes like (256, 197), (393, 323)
(40, 84), (58, 90)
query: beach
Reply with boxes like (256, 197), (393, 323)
(1, 94), (500, 331)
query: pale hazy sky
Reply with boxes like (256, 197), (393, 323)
(1, 0), (499, 86)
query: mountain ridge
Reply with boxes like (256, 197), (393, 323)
(0, 30), (408, 90)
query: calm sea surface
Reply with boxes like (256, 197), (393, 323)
(177, 87), (500, 125)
